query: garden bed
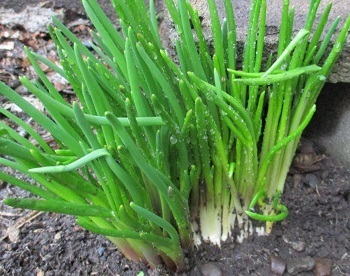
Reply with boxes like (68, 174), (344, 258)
(1, 140), (349, 275)
(0, 2), (349, 275)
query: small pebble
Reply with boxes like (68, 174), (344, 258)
(293, 174), (303, 188)
(200, 262), (222, 276)
(304, 173), (320, 189)
(8, 227), (20, 243)
(54, 232), (61, 240)
(306, 247), (316, 257)
(291, 240), (306, 252)
(15, 85), (29, 94)
(287, 256), (315, 275)
(314, 258), (332, 276)
(0, 41), (14, 50)
(36, 268), (45, 276)
(270, 254), (286, 275)
(282, 235), (305, 252)
(97, 246), (105, 256)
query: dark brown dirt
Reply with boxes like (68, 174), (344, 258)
(0, 1), (350, 276)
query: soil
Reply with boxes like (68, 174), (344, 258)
(1, 140), (350, 275)
(0, 1), (350, 276)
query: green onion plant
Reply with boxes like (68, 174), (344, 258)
(1, 0), (349, 272)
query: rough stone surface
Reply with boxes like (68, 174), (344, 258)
(287, 257), (316, 275)
(176, 0), (350, 83)
(314, 258), (333, 276)
(270, 254), (286, 275)
(1, 0), (117, 22)
(0, 5), (63, 33)
(305, 82), (350, 168)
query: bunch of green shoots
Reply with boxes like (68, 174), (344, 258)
(1, 0), (349, 271)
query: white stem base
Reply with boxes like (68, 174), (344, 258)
(199, 204), (222, 246)
(192, 213), (268, 246)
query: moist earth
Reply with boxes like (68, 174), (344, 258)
(0, 1), (349, 276)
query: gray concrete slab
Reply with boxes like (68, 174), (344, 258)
(305, 82), (350, 167)
(177, 0), (350, 83)
(2, 1), (348, 82)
